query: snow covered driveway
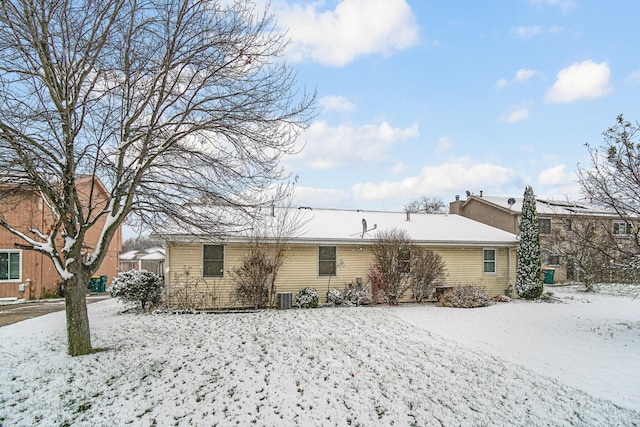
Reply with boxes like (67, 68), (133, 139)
(0, 292), (639, 426)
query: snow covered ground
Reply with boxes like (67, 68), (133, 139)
(0, 286), (638, 426)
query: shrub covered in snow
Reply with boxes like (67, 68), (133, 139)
(296, 287), (318, 308)
(343, 279), (373, 306)
(438, 285), (493, 308)
(110, 270), (163, 311)
(326, 289), (343, 306)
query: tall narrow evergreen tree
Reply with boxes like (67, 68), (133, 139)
(516, 186), (544, 299)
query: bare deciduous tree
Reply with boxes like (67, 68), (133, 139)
(0, 0), (314, 355)
(578, 115), (640, 254)
(546, 215), (640, 289)
(369, 228), (412, 305)
(404, 196), (446, 214)
(407, 247), (447, 302)
(231, 188), (307, 309)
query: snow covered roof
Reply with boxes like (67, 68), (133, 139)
(466, 195), (614, 216)
(160, 207), (518, 247)
(119, 248), (165, 261)
(140, 250), (165, 261)
(118, 250), (140, 261)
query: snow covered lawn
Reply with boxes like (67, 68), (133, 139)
(1, 287), (639, 426)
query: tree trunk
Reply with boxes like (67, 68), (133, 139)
(64, 275), (92, 356)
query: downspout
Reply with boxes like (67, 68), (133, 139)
(164, 241), (170, 307)
(507, 247), (514, 296)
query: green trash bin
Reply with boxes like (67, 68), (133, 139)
(88, 276), (100, 292)
(88, 275), (107, 292)
(542, 268), (555, 284)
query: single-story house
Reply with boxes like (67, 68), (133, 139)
(119, 247), (165, 279)
(157, 207), (518, 309)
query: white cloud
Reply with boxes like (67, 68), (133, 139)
(496, 68), (540, 89)
(515, 69), (537, 82)
(294, 186), (348, 207)
(495, 78), (509, 90)
(511, 25), (566, 40)
(290, 120), (419, 170)
(319, 95), (356, 113)
(528, 0), (577, 13)
(274, 0), (419, 66)
(544, 60), (613, 104)
(390, 162), (410, 174)
(625, 69), (640, 87)
(435, 136), (455, 153)
(498, 107), (530, 123)
(538, 164), (570, 185)
(351, 159), (520, 203)
(537, 164), (582, 198)
(512, 26), (542, 40)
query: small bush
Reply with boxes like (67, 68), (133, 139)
(41, 288), (62, 299)
(343, 279), (373, 306)
(326, 289), (343, 306)
(296, 287), (319, 308)
(110, 270), (163, 311)
(438, 285), (493, 308)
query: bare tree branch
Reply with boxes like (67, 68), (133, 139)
(0, 0), (315, 355)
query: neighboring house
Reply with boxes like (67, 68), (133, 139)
(0, 176), (121, 299)
(158, 207), (518, 309)
(450, 192), (634, 283)
(119, 247), (165, 278)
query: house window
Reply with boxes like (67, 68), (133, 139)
(538, 218), (551, 234)
(564, 219), (572, 231)
(548, 255), (560, 266)
(0, 250), (21, 281)
(203, 244), (224, 277)
(613, 221), (631, 235)
(483, 248), (496, 274)
(318, 246), (336, 276)
(398, 248), (411, 274)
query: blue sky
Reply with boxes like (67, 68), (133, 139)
(264, 0), (640, 210)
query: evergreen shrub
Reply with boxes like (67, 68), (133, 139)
(296, 287), (319, 308)
(110, 270), (163, 311)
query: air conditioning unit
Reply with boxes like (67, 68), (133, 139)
(276, 292), (292, 309)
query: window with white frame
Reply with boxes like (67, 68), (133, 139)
(203, 244), (224, 277)
(483, 248), (496, 274)
(318, 246), (337, 276)
(613, 221), (631, 235)
(0, 250), (21, 281)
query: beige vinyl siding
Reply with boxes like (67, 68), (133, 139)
(165, 241), (516, 309)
